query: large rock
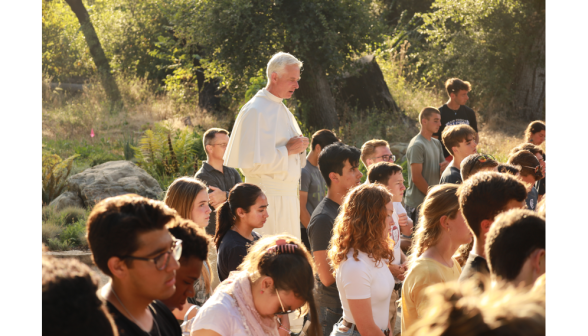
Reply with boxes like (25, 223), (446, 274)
(66, 160), (163, 207)
(49, 191), (85, 212)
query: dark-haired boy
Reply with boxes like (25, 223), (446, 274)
(457, 172), (527, 282)
(486, 209), (545, 288)
(43, 257), (118, 336)
(160, 220), (210, 326)
(405, 107), (448, 225)
(508, 150), (543, 211)
(88, 194), (183, 336)
(300, 129), (340, 251)
(510, 143), (546, 202)
(433, 78), (479, 159)
(308, 143), (362, 336)
(440, 124), (478, 184)
(195, 128), (242, 236)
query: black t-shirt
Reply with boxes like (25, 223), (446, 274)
(434, 104), (478, 158)
(106, 300), (181, 336)
(217, 230), (261, 282)
(458, 252), (490, 283)
(439, 166), (462, 184)
(307, 197), (341, 306)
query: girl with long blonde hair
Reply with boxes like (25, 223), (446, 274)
(328, 183), (396, 336)
(164, 177), (217, 318)
(400, 184), (472, 333)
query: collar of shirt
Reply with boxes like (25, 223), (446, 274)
(203, 161), (224, 174)
(261, 88), (284, 103)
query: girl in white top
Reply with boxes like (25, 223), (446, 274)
(190, 235), (322, 336)
(328, 183), (396, 336)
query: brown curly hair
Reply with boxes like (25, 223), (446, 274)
(328, 183), (394, 272)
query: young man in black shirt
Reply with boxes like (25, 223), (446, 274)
(307, 143), (362, 336)
(434, 78), (479, 160)
(440, 124), (478, 184)
(88, 194), (183, 336)
(457, 172), (527, 283)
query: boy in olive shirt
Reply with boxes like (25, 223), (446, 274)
(405, 107), (448, 225)
(299, 129), (340, 251)
(440, 124), (478, 184)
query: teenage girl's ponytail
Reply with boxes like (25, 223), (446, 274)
(214, 183), (263, 250)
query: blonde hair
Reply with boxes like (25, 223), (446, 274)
(408, 184), (464, 270)
(163, 176), (212, 294)
(360, 139), (390, 166)
(328, 184), (394, 272)
(266, 52), (303, 82)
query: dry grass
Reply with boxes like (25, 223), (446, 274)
(477, 118), (545, 162)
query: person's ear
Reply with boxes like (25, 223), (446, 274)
(314, 144), (321, 152)
(329, 172), (340, 185)
(205, 144), (212, 155)
(480, 219), (493, 234)
(261, 276), (274, 291)
(236, 207), (246, 219)
(532, 248), (546, 274)
(439, 215), (449, 231)
(271, 72), (278, 84)
(108, 256), (128, 280)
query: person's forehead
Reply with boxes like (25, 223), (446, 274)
(135, 228), (173, 256)
(178, 257), (203, 278)
(390, 172), (404, 181)
(374, 146), (392, 154)
(213, 133), (229, 142)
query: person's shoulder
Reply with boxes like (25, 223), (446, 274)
(151, 300), (182, 331)
(252, 231), (261, 240)
(408, 134), (426, 149)
(460, 105), (475, 113)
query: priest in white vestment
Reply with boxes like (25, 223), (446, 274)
(224, 52), (309, 240)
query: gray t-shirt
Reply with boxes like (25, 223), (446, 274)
(300, 161), (327, 228)
(440, 166), (462, 184)
(307, 197), (341, 307)
(526, 186), (538, 211)
(404, 133), (445, 208)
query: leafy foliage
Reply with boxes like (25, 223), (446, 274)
(42, 205), (90, 251)
(42, 151), (79, 204)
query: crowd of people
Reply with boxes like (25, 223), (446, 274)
(42, 52), (546, 336)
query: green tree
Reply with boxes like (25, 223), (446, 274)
(165, 0), (385, 130)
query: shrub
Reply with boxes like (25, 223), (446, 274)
(42, 223), (63, 244)
(60, 220), (88, 249)
(58, 206), (87, 226)
(42, 151), (79, 205)
(46, 238), (72, 251)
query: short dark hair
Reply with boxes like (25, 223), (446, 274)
(167, 219), (210, 262)
(460, 153), (499, 181)
(367, 161), (403, 185)
(87, 194), (179, 277)
(203, 128), (229, 154)
(43, 257), (118, 336)
(485, 209), (545, 281)
(510, 143), (544, 157)
(458, 172), (527, 237)
(418, 107), (441, 126)
(508, 150), (543, 181)
(318, 143), (361, 187)
(445, 78), (472, 97)
(441, 124), (476, 156)
(497, 163), (521, 176)
(524, 120), (545, 142)
(311, 129), (340, 151)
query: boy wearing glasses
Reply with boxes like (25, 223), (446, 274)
(457, 172), (527, 282)
(195, 128), (242, 236)
(88, 194), (183, 336)
(507, 150), (544, 211)
(440, 124), (478, 184)
(360, 139), (396, 171)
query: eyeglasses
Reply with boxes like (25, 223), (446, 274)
(467, 154), (495, 175)
(275, 288), (296, 315)
(122, 238), (183, 271)
(373, 154), (396, 162)
(522, 165), (542, 174)
(209, 143), (228, 148)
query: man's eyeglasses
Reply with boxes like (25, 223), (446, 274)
(374, 154), (396, 162)
(121, 238), (183, 271)
(275, 288), (296, 315)
(468, 154), (495, 175)
(209, 143), (228, 148)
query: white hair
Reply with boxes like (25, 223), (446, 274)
(266, 52), (303, 83)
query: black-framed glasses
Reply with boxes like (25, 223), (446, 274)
(122, 238), (182, 271)
(275, 288), (296, 315)
(374, 154), (396, 162)
(468, 154), (495, 175)
(209, 143), (228, 148)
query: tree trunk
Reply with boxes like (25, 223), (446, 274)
(513, 26), (545, 120)
(295, 60), (339, 131)
(64, 0), (123, 112)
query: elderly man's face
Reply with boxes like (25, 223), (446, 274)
(271, 64), (300, 99)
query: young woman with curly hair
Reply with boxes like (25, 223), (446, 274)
(401, 184), (472, 333)
(328, 183), (396, 336)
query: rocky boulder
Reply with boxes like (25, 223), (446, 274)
(50, 160), (163, 209)
(49, 191), (85, 212)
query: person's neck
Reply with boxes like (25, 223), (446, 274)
(472, 234), (486, 259)
(250, 277), (273, 319)
(326, 185), (347, 205)
(521, 175), (536, 190)
(265, 85), (285, 99)
(233, 221), (255, 240)
(207, 156), (224, 173)
(392, 196), (403, 203)
(420, 128), (433, 140)
(451, 153), (466, 169)
(425, 233), (460, 267)
(106, 280), (153, 324)
(446, 99), (461, 110)
(307, 149), (319, 167)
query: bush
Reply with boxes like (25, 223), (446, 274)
(60, 220), (88, 249)
(42, 223), (63, 245)
(42, 151), (79, 204)
(58, 206), (87, 226)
